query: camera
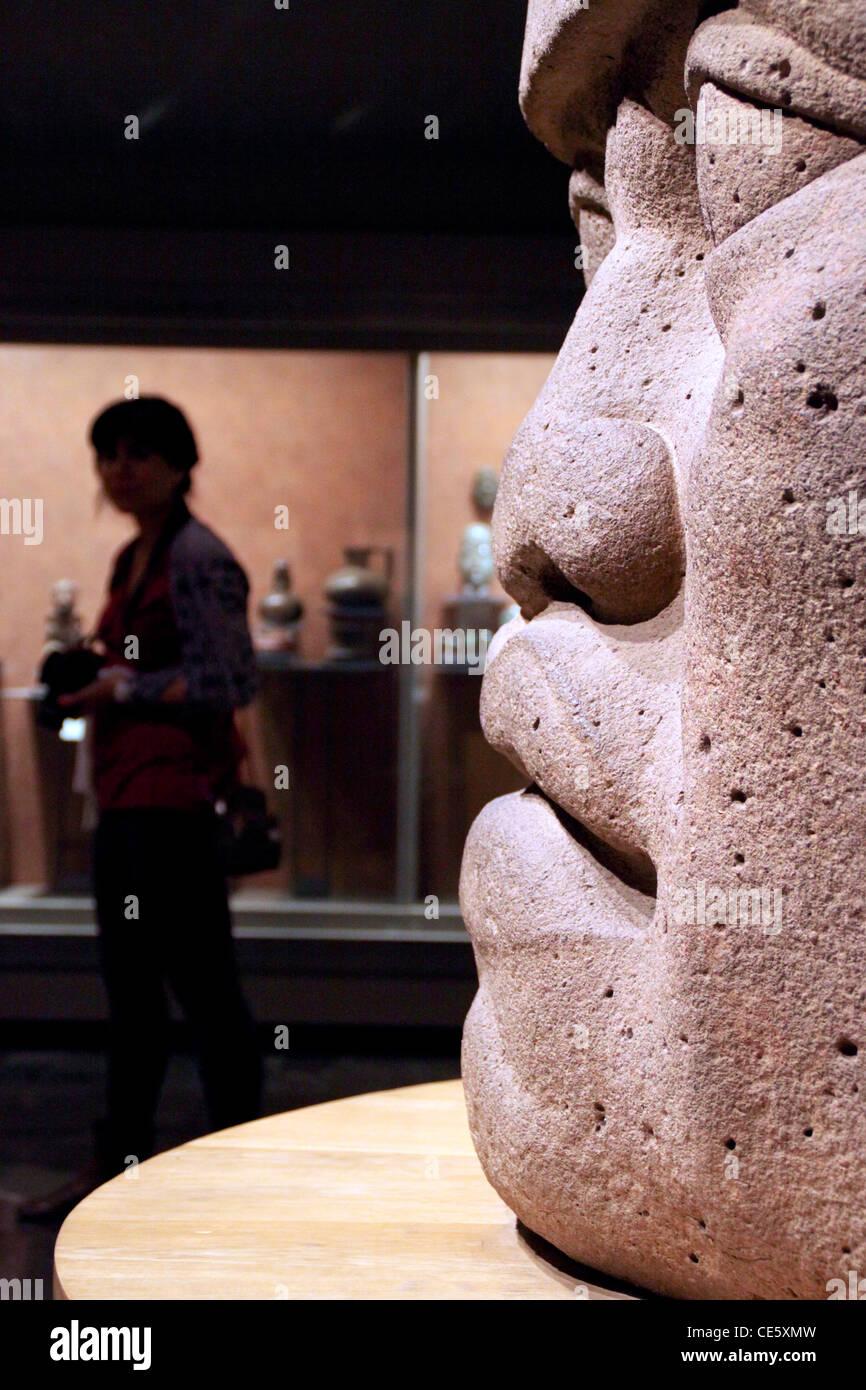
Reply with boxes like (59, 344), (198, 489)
(37, 647), (105, 731)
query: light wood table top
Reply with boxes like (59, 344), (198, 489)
(54, 1079), (635, 1300)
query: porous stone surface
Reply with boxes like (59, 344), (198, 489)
(461, 0), (866, 1299)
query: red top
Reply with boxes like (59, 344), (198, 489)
(91, 535), (245, 812)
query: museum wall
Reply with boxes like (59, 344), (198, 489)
(420, 352), (553, 637)
(0, 345), (408, 885)
(418, 352), (553, 899)
(0, 345), (552, 893)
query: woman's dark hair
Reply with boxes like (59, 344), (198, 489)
(90, 397), (199, 494)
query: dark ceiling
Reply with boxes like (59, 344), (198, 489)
(0, 1), (580, 347)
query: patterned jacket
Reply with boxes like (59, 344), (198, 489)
(90, 499), (257, 811)
(119, 502), (258, 711)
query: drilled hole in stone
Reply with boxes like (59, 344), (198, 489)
(531, 716), (540, 730)
(807, 387), (837, 411)
(786, 723), (803, 737)
(730, 789), (747, 803)
(695, 252), (704, 261)
(839, 573), (854, 589)
(725, 1138), (737, 1150)
(699, 734), (711, 752)
(803, 1127), (813, 1137)
(812, 301), (826, 320)
(794, 361), (805, 372)
(794, 158), (806, 172)
(689, 1253), (700, 1263)
(734, 852), (745, 864)
(838, 1037), (858, 1057)
(603, 987), (614, 998)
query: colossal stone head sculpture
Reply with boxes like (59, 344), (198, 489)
(461, 0), (866, 1299)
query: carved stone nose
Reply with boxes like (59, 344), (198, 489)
(493, 406), (685, 624)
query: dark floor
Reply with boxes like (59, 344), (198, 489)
(0, 1030), (461, 1296)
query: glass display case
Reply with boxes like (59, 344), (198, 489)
(0, 345), (553, 910)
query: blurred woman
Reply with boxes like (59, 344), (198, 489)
(22, 396), (262, 1217)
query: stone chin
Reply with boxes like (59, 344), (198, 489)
(459, 788), (773, 1302)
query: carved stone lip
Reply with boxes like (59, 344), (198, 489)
(481, 608), (526, 670)
(686, 11), (866, 143)
(528, 783), (658, 901)
(461, 784), (657, 948)
(478, 594), (679, 892)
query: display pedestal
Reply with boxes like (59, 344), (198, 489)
(420, 670), (526, 897)
(53, 1080), (638, 1300)
(256, 656), (398, 897)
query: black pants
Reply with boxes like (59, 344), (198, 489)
(92, 806), (262, 1177)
